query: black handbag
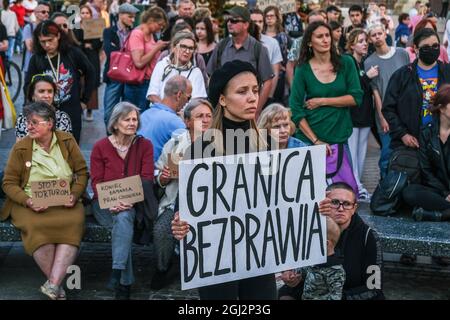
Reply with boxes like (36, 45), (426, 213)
(388, 146), (421, 184)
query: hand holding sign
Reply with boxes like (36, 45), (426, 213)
(171, 211), (190, 240)
(110, 201), (133, 214)
(26, 198), (48, 213)
(64, 194), (77, 208)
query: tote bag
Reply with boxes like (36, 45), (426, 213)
(326, 144), (358, 195)
(107, 35), (148, 85)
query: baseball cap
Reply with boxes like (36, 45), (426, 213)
(224, 6), (251, 23)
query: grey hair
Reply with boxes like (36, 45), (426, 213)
(183, 98), (213, 119)
(107, 102), (141, 135)
(23, 101), (56, 131)
(163, 75), (190, 98)
(257, 103), (295, 135)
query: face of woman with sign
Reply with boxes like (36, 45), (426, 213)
(80, 7), (93, 20)
(53, 16), (70, 34)
(33, 81), (55, 106)
(219, 72), (259, 122)
(328, 188), (357, 230)
(114, 110), (139, 137)
(174, 38), (196, 65)
(26, 114), (54, 140)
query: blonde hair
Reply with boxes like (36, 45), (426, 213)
(257, 103), (295, 136)
(345, 28), (368, 53)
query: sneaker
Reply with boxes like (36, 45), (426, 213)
(358, 189), (371, 203)
(40, 280), (59, 300)
(412, 207), (443, 222)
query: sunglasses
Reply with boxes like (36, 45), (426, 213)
(58, 23), (68, 29)
(37, 10), (50, 14)
(227, 18), (246, 24)
(31, 73), (52, 83)
(419, 43), (440, 50)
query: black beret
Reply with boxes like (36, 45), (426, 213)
(208, 60), (259, 108)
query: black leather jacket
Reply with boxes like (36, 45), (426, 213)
(383, 60), (450, 149)
(419, 117), (450, 196)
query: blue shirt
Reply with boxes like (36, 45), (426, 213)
(138, 103), (186, 164)
(417, 64), (438, 126)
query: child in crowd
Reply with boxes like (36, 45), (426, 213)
(296, 217), (346, 300)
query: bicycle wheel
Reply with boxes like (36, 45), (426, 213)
(4, 60), (22, 103)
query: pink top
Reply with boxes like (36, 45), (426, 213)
(409, 14), (424, 32)
(406, 45), (449, 63)
(126, 28), (160, 79)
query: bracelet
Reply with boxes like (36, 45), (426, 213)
(313, 138), (319, 144)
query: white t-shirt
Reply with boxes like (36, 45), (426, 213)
(23, 0), (38, 23)
(147, 56), (208, 100)
(260, 34), (283, 65)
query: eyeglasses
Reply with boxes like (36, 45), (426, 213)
(227, 18), (246, 24)
(37, 10), (50, 14)
(179, 44), (195, 52)
(330, 199), (356, 210)
(419, 43), (440, 50)
(26, 119), (48, 127)
(183, 92), (192, 101)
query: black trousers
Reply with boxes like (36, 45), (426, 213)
(198, 274), (277, 300)
(402, 184), (450, 211)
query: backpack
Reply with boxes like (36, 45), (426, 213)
(388, 146), (421, 184)
(370, 170), (408, 216)
(216, 36), (262, 70)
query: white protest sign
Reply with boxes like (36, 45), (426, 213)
(179, 145), (327, 290)
(258, 0), (296, 14)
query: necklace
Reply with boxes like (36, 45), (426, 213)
(46, 53), (60, 83)
(113, 136), (131, 153)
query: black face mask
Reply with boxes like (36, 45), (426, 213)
(419, 45), (440, 65)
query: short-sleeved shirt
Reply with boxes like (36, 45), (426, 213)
(206, 35), (274, 82)
(364, 47), (410, 101)
(22, 23), (35, 73)
(417, 64), (438, 126)
(126, 28), (160, 79)
(260, 34), (283, 66)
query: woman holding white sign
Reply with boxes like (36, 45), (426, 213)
(1, 102), (88, 300)
(90, 102), (155, 300)
(171, 60), (277, 300)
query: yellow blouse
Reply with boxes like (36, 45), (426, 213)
(24, 133), (73, 197)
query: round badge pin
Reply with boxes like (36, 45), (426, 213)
(25, 161), (32, 168)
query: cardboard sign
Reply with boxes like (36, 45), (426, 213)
(96, 175), (144, 209)
(168, 153), (183, 178)
(30, 179), (71, 207)
(81, 18), (106, 40)
(258, 0), (296, 14)
(179, 145), (327, 290)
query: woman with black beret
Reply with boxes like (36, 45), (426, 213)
(170, 60), (277, 300)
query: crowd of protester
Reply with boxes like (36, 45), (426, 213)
(0, 0), (450, 300)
